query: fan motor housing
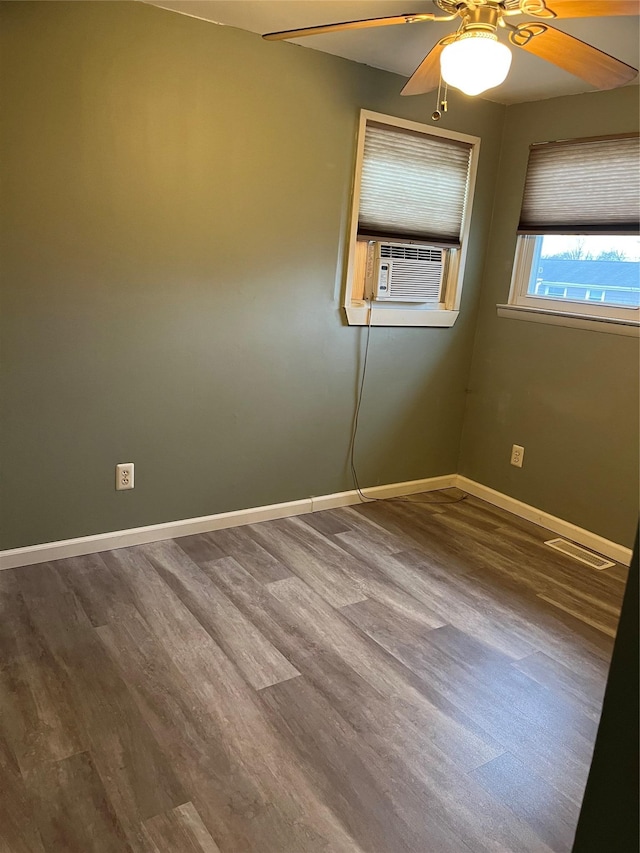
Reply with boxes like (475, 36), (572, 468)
(463, 6), (501, 31)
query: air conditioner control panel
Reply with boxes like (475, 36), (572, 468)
(377, 263), (390, 297)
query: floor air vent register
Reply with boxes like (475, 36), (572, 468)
(544, 538), (615, 570)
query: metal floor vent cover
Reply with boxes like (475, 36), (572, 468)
(544, 538), (615, 570)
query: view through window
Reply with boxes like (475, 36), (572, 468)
(528, 235), (640, 309)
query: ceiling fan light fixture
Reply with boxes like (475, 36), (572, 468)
(440, 31), (512, 97)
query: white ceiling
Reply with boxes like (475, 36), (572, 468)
(143, 0), (639, 104)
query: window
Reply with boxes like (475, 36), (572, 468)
(506, 135), (640, 331)
(344, 111), (480, 327)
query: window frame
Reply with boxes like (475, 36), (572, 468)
(507, 234), (640, 327)
(343, 110), (480, 328)
(504, 133), (640, 333)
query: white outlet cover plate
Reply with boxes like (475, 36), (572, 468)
(116, 463), (135, 491)
(510, 445), (524, 468)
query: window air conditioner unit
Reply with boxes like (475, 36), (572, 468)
(368, 242), (445, 303)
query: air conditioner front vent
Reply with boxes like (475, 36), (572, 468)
(373, 241), (445, 303)
(544, 538), (615, 570)
(382, 262), (442, 300)
(379, 244), (442, 263)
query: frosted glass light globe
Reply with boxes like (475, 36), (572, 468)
(440, 33), (512, 96)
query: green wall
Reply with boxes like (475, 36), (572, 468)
(459, 88), (640, 548)
(2, 4), (637, 552)
(0, 1), (504, 549)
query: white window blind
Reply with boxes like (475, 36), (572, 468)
(518, 134), (640, 234)
(358, 122), (473, 245)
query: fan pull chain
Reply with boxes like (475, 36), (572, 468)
(432, 76), (449, 122)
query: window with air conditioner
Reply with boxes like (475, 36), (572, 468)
(505, 134), (640, 333)
(344, 111), (480, 328)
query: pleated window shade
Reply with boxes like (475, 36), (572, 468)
(358, 122), (473, 244)
(519, 135), (640, 234)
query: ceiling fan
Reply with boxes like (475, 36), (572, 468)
(263, 0), (638, 98)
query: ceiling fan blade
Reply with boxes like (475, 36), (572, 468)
(542, 0), (639, 18)
(516, 24), (638, 89)
(262, 13), (434, 41)
(401, 41), (447, 96)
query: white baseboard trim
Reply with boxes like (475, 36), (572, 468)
(455, 476), (633, 566)
(309, 475), (457, 512)
(0, 475), (457, 570)
(1, 473), (631, 570)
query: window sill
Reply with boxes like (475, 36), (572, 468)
(346, 303), (459, 328)
(497, 304), (640, 337)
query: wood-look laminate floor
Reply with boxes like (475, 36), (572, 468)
(0, 490), (628, 853)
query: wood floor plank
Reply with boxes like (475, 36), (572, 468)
(298, 510), (352, 536)
(245, 517), (368, 607)
(55, 553), (133, 627)
(97, 608), (263, 853)
(335, 503), (432, 556)
(350, 499), (483, 577)
(261, 674), (555, 853)
(424, 623), (598, 743)
(540, 571), (625, 619)
(0, 733), (46, 853)
(433, 496), (504, 533)
(355, 498), (623, 640)
(495, 523), (628, 590)
(459, 495), (557, 540)
(266, 575), (501, 772)
(0, 570), (43, 661)
(259, 675), (475, 853)
(465, 523), (625, 617)
(339, 596), (441, 652)
(399, 546), (614, 678)
(336, 531), (537, 659)
(411, 624), (597, 805)
(143, 802), (221, 853)
(338, 567), (447, 631)
(512, 650), (605, 723)
(469, 572), (613, 690)
(207, 557), (503, 777)
(337, 596), (508, 757)
(291, 519), (447, 632)
(0, 565), (86, 776)
(470, 752), (579, 853)
(25, 750), (132, 853)
(537, 589), (618, 637)
(0, 651), (84, 772)
(460, 556), (616, 656)
(174, 533), (227, 564)
(140, 539), (300, 690)
(422, 504), (502, 540)
(206, 526), (292, 583)
(16, 563), (188, 853)
(339, 592), (599, 803)
(404, 497), (627, 626)
(388, 492), (451, 514)
(99, 550), (364, 853)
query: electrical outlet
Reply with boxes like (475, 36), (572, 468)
(115, 463), (134, 491)
(510, 444), (524, 468)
